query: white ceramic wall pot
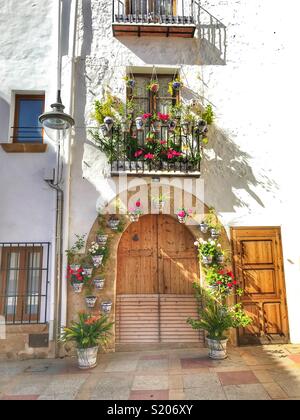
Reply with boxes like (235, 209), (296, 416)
(94, 278), (105, 290)
(135, 117), (144, 131)
(77, 347), (99, 369)
(99, 124), (109, 137)
(216, 254), (225, 264)
(92, 254), (104, 268)
(72, 282), (84, 293)
(202, 255), (213, 265)
(96, 234), (108, 245)
(210, 229), (220, 239)
(199, 223), (209, 234)
(85, 296), (97, 309)
(168, 120), (177, 132)
(153, 200), (166, 211)
(104, 116), (114, 132)
(101, 301), (112, 314)
(107, 219), (120, 231)
(177, 215), (186, 224)
(207, 338), (228, 360)
(82, 267), (93, 278)
(129, 214), (140, 223)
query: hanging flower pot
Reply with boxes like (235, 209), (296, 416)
(152, 200), (166, 211)
(216, 253), (225, 264)
(135, 116), (144, 131)
(104, 116), (114, 132)
(72, 282), (84, 294)
(176, 208), (192, 224)
(93, 278), (105, 291)
(202, 255), (213, 265)
(181, 121), (193, 135)
(96, 234), (108, 246)
(147, 82), (159, 93)
(99, 124), (109, 137)
(210, 228), (221, 240)
(168, 120), (177, 132)
(197, 119), (208, 134)
(107, 218), (120, 231)
(199, 222), (209, 234)
(82, 266), (93, 278)
(101, 300), (113, 314)
(85, 296), (97, 309)
(92, 254), (104, 268)
(172, 81), (182, 91)
(70, 264), (81, 272)
(152, 120), (162, 133)
(129, 213), (140, 223)
(126, 79), (136, 89)
(178, 214), (186, 224)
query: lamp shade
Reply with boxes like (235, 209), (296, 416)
(39, 100), (75, 142)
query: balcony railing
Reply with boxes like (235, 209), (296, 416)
(91, 122), (204, 176)
(113, 0), (196, 37)
(0, 242), (51, 325)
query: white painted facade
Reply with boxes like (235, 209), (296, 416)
(1, 0), (300, 349)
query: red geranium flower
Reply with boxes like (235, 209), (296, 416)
(134, 150), (143, 158)
(227, 271), (235, 279)
(136, 200), (141, 208)
(144, 153), (154, 160)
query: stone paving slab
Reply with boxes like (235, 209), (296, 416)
(0, 345), (299, 400)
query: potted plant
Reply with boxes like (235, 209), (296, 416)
(152, 193), (169, 211)
(135, 115), (145, 131)
(65, 234), (87, 261)
(204, 208), (222, 239)
(96, 230), (108, 246)
(67, 265), (84, 293)
(104, 116), (114, 132)
(188, 285), (252, 360)
(128, 199), (143, 222)
(61, 312), (113, 369)
(168, 77), (183, 94)
(101, 300), (113, 314)
(107, 216), (120, 231)
(124, 75), (136, 90)
(196, 238), (218, 265)
(199, 222), (209, 234)
(176, 208), (193, 224)
(147, 81), (159, 94)
(88, 241), (107, 268)
(94, 277), (105, 291)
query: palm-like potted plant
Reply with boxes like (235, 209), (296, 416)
(188, 285), (252, 360)
(61, 312), (113, 369)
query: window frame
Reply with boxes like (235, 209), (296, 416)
(0, 246), (43, 323)
(127, 73), (180, 116)
(13, 94), (45, 144)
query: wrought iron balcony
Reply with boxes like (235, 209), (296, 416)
(112, 0), (196, 38)
(91, 121), (205, 177)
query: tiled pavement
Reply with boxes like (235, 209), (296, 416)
(1, 345), (300, 400)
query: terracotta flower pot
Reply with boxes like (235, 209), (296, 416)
(77, 346), (99, 369)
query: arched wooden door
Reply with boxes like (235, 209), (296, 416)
(116, 215), (204, 347)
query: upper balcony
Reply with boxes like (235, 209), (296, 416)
(112, 0), (196, 38)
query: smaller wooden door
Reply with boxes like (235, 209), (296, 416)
(231, 227), (289, 345)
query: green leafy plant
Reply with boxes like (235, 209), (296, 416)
(93, 94), (118, 125)
(204, 208), (222, 231)
(202, 104), (214, 125)
(61, 312), (114, 349)
(66, 234), (87, 260)
(187, 284), (252, 340)
(196, 238), (219, 257)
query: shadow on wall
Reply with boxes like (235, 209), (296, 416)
(0, 95), (10, 141)
(116, 36), (225, 66)
(202, 124), (279, 212)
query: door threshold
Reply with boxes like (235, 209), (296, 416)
(116, 342), (205, 352)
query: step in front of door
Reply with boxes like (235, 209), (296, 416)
(116, 294), (204, 346)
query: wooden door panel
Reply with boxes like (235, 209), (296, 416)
(243, 269), (276, 296)
(232, 227), (289, 345)
(241, 240), (274, 264)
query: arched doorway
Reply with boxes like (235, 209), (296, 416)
(116, 214), (204, 349)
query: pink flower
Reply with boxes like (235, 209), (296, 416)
(135, 200), (141, 208)
(144, 153), (154, 160)
(167, 152), (174, 159)
(134, 150), (143, 158)
(160, 140), (167, 145)
(157, 112), (169, 122)
(143, 113), (152, 120)
(178, 210), (186, 218)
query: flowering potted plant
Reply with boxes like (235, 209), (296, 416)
(168, 77), (183, 94)
(124, 75), (136, 89)
(67, 265), (84, 293)
(147, 81), (159, 94)
(128, 199), (143, 222)
(176, 208), (193, 224)
(205, 268), (240, 296)
(88, 242), (107, 268)
(195, 238), (218, 265)
(204, 208), (222, 239)
(151, 112), (169, 133)
(61, 312), (113, 369)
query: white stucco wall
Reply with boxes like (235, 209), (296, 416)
(66, 0), (300, 343)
